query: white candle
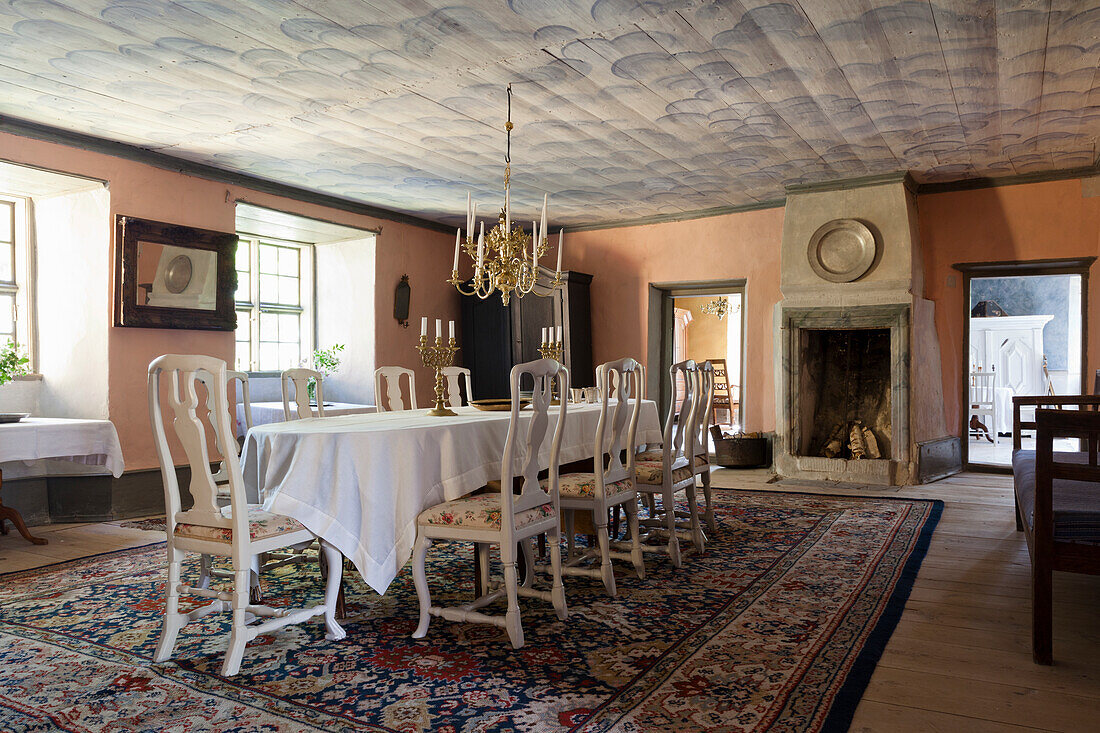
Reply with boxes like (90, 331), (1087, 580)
(466, 191), (473, 237)
(532, 220), (538, 267)
(556, 325), (562, 343)
(448, 320), (455, 340)
(540, 194), (548, 248)
(452, 228), (461, 271)
(556, 228), (564, 274)
(542, 327), (548, 345)
(476, 222), (485, 270)
(435, 319), (442, 339)
(470, 202), (477, 241)
(421, 317), (427, 337)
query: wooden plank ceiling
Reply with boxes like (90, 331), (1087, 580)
(1, 1), (1098, 227)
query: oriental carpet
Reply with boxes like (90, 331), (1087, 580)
(0, 490), (941, 732)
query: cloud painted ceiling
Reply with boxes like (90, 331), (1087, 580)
(2, 1), (1099, 227)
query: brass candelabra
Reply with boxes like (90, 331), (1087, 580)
(537, 340), (563, 363)
(538, 340), (564, 404)
(418, 335), (460, 417)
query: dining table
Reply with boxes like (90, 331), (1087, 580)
(240, 400), (663, 594)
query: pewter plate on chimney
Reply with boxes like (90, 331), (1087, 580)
(807, 219), (877, 283)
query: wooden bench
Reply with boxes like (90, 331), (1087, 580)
(1011, 395), (1100, 664)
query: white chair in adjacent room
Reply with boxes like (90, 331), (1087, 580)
(969, 371), (998, 445)
(148, 354), (344, 677)
(442, 366), (472, 408)
(411, 358), (569, 648)
(634, 359), (705, 567)
(281, 368), (325, 420)
(553, 358), (645, 596)
(375, 366), (417, 412)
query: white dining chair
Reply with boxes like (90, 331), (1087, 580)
(149, 354), (344, 677)
(282, 368), (325, 420)
(411, 358), (569, 648)
(551, 357), (645, 596)
(375, 366), (417, 412)
(634, 359), (705, 567)
(442, 366), (472, 408)
(228, 370), (253, 436)
(694, 360), (717, 535)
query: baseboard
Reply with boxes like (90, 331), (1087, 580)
(4, 466), (194, 526)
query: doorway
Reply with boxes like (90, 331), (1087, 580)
(956, 259), (1092, 469)
(649, 280), (747, 440)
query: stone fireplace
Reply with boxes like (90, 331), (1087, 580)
(774, 174), (960, 485)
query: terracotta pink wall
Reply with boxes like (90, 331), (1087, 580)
(0, 132), (458, 471)
(918, 178), (1100, 434)
(566, 208), (785, 432)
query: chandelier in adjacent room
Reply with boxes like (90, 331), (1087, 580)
(448, 84), (563, 306)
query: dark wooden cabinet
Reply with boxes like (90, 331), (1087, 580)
(460, 268), (593, 399)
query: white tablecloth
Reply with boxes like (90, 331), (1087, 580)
(241, 400), (662, 594)
(237, 401), (376, 437)
(0, 418), (125, 477)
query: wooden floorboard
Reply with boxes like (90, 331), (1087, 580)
(3, 471), (1098, 730)
(713, 469), (1100, 731)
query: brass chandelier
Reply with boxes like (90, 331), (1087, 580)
(701, 297), (732, 320)
(449, 84), (563, 306)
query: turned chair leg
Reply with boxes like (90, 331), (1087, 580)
(411, 535), (433, 639)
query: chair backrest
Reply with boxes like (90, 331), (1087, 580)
(661, 359), (698, 468)
(442, 366), (472, 408)
(282, 368), (324, 420)
(595, 358), (644, 491)
(610, 362), (645, 401)
(149, 354), (247, 541)
(694, 361), (715, 458)
(499, 358), (569, 540)
(970, 371), (995, 408)
(227, 369), (253, 434)
(375, 366), (417, 412)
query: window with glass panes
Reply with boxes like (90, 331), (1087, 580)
(234, 236), (312, 372)
(0, 200), (16, 345)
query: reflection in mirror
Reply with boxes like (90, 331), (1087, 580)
(137, 241), (219, 310)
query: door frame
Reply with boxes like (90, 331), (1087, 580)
(648, 279), (748, 424)
(952, 257), (1095, 471)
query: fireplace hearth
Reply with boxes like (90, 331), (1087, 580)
(798, 328), (891, 460)
(773, 174), (959, 485)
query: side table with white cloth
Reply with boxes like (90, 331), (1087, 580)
(0, 418), (125, 545)
(241, 400), (663, 594)
(236, 402), (376, 437)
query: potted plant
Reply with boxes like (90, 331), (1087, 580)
(0, 339), (31, 386)
(307, 343), (345, 404)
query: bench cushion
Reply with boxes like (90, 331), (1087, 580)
(1013, 450), (1100, 544)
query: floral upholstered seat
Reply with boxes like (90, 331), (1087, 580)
(418, 494), (554, 531)
(174, 504), (305, 544)
(540, 472), (633, 498)
(636, 449), (707, 466)
(635, 459), (694, 486)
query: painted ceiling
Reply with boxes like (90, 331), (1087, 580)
(2, 1), (1099, 228)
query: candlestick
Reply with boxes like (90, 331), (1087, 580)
(418, 332), (460, 417)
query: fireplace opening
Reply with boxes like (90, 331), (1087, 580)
(798, 328), (892, 459)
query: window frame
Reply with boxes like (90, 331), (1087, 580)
(234, 233), (314, 375)
(0, 194), (36, 370)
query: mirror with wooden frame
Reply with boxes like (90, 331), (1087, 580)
(114, 216), (238, 330)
